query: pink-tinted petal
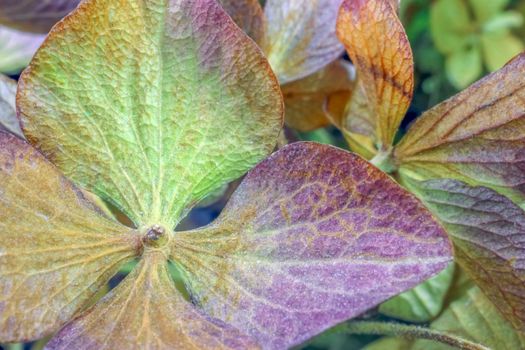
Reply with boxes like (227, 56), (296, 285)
(171, 142), (452, 349)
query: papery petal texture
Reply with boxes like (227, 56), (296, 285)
(283, 59), (355, 132)
(0, 131), (139, 342)
(261, 0), (345, 84)
(171, 142), (452, 349)
(403, 177), (525, 331)
(48, 252), (260, 350)
(0, 26), (44, 74)
(17, 0), (283, 228)
(337, 0), (414, 149)
(395, 53), (525, 207)
(0, 0), (81, 33)
(218, 0), (265, 43)
(0, 74), (22, 137)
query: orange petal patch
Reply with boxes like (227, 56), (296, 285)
(283, 59), (355, 132)
(337, 0), (414, 150)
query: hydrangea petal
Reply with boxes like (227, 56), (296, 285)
(283, 59), (355, 132)
(0, 26), (44, 74)
(261, 0), (345, 84)
(0, 131), (139, 342)
(0, 0), (80, 33)
(395, 53), (525, 207)
(379, 263), (455, 323)
(326, 79), (378, 159)
(0, 74), (22, 137)
(412, 287), (525, 350)
(170, 142), (452, 349)
(337, 0), (414, 149)
(218, 0), (265, 43)
(17, 0), (283, 228)
(47, 252), (260, 350)
(402, 177), (525, 331)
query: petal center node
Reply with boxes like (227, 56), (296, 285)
(142, 224), (168, 248)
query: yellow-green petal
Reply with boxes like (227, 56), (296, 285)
(18, 0), (283, 229)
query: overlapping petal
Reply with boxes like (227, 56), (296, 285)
(17, 0), (283, 228)
(395, 53), (525, 207)
(261, 0), (345, 84)
(412, 287), (525, 349)
(48, 252), (259, 350)
(283, 59), (355, 132)
(337, 0), (414, 150)
(0, 0), (80, 33)
(170, 142), (452, 349)
(0, 74), (22, 137)
(403, 177), (525, 331)
(0, 131), (139, 343)
(0, 26), (44, 74)
(218, 0), (265, 43)
(379, 264), (455, 323)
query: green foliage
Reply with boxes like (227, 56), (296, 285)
(431, 0), (524, 88)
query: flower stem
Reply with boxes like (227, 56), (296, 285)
(343, 321), (489, 350)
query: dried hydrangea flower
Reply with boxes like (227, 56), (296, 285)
(0, 0), (451, 348)
(333, 0), (525, 331)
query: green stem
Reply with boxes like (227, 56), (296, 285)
(343, 321), (490, 350)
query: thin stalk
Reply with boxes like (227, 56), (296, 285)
(343, 321), (489, 350)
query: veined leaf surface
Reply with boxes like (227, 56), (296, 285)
(403, 177), (525, 331)
(395, 53), (525, 207)
(171, 142), (452, 350)
(48, 252), (259, 350)
(337, 0), (414, 150)
(17, 0), (283, 228)
(0, 131), (139, 343)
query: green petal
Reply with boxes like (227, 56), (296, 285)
(430, 0), (472, 54)
(379, 264), (455, 323)
(468, 0), (510, 23)
(412, 287), (525, 350)
(445, 45), (482, 89)
(482, 11), (524, 33)
(482, 32), (524, 72)
(17, 0), (283, 228)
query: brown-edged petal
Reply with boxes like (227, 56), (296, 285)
(17, 0), (283, 228)
(0, 131), (139, 342)
(218, 0), (265, 43)
(395, 53), (525, 207)
(337, 0), (414, 150)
